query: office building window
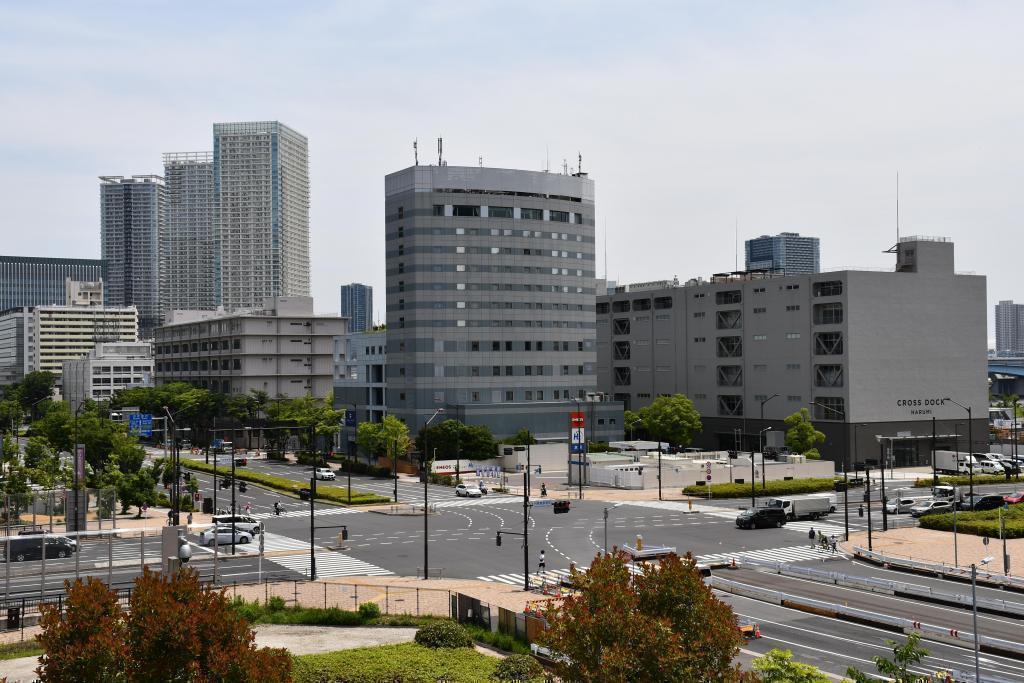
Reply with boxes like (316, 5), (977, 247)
(813, 302), (844, 325)
(814, 364), (844, 387)
(453, 205), (481, 217)
(432, 205), (445, 216)
(812, 397), (845, 420)
(717, 336), (742, 357)
(521, 208), (543, 220)
(813, 280), (843, 297)
(716, 310), (741, 329)
(814, 332), (844, 355)
(753, 307), (766, 314)
(718, 395), (744, 416)
(489, 206), (513, 218)
(550, 210), (569, 222)
(715, 290), (741, 305)
(785, 332), (801, 339)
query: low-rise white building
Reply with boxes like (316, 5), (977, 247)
(63, 341), (154, 411)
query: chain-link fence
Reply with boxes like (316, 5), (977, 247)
(0, 487), (117, 534)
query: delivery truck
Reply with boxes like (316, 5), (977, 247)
(763, 495), (832, 521)
(933, 450), (975, 475)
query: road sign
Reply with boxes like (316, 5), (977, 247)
(345, 409), (356, 427)
(569, 460), (587, 466)
(705, 461), (712, 473)
(533, 499), (553, 507)
(128, 413), (153, 437)
(706, 474), (712, 481)
(193, 493), (201, 502)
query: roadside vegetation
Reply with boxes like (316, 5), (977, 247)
(684, 477), (838, 499)
(918, 504), (1024, 538)
(914, 474), (1015, 487)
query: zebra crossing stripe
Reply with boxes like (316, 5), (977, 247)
(269, 551), (392, 578)
(432, 496), (520, 508)
(695, 544), (840, 565)
(250, 506), (363, 520)
(785, 521), (846, 535)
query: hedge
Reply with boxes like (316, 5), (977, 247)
(918, 504), (1024, 538)
(683, 477), (838, 499)
(180, 458), (390, 506)
(913, 474), (1017, 488)
(292, 643), (499, 683)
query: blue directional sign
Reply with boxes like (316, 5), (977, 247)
(345, 409), (356, 427)
(128, 413), (153, 437)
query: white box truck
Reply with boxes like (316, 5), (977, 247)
(933, 450), (975, 475)
(763, 495), (832, 521)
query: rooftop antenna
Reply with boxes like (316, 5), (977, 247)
(413, 138), (418, 166)
(578, 152), (582, 174)
(437, 137), (443, 166)
(734, 217), (739, 271)
(896, 171), (900, 243)
(562, 158), (568, 175)
(478, 156), (483, 168)
(603, 217), (608, 280)
(545, 145), (549, 173)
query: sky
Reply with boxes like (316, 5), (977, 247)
(1, 2), (1021, 343)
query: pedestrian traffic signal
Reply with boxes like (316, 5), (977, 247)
(553, 501), (570, 514)
(496, 531), (502, 547)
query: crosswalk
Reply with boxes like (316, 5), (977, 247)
(432, 496), (520, 509)
(268, 550), (393, 578)
(695, 544), (843, 565)
(784, 520), (847, 536)
(624, 501), (848, 536)
(250, 506), (364, 520)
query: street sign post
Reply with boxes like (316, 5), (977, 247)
(128, 413), (153, 437)
(344, 409), (356, 427)
(570, 412), (585, 454)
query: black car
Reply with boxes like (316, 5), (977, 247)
(736, 507), (787, 529)
(297, 487), (312, 500)
(960, 494), (1006, 512)
(997, 458), (1022, 475)
(5, 535), (77, 562)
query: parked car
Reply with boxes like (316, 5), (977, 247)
(735, 507), (787, 529)
(959, 494), (1007, 512)
(199, 526), (252, 547)
(885, 497), (920, 514)
(455, 483), (482, 498)
(973, 459), (1005, 475)
(314, 467), (336, 481)
(995, 457), (1022, 475)
(5, 535), (77, 562)
(210, 514), (262, 535)
(910, 500), (953, 517)
(234, 456), (248, 466)
(1004, 490), (1024, 505)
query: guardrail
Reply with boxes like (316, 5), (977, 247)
(854, 546), (1024, 593)
(709, 575), (1024, 659)
(737, 558), (1024, 618)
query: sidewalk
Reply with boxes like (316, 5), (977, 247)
(840, 527), (1024, 577)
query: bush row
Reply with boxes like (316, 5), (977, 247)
(683, 477), (838, 499)
(918, 504), (1024, 538)
(292, 643), (501, 683)
(913, 474), (1018, 488)
(181, 459), (390, 506)
(332, 458), (395, 479)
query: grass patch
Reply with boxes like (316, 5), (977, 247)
(918, 503), (1024, 538)
(464, 624), (532, 656)
(230, 599), (440, 629)
(182, 459), (390, 506)
(913, 475), (1016, 488)
(0, 639), (43, 661)
(292, 642), (499, 683)
(683, 477), (838, 499)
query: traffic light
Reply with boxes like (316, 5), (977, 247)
(496, 531), (502, 547)
(553, 501), (570, 514)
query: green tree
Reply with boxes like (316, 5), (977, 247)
(846, 633), (932, 683)
(2, 433), (18, 463)
(638, 394), (703, 448)
(116, 468), (158, 516)
(753, 649), (831, 683)
(540, 552), (745, 682)
(356, 415), (411, 460)
(416, 419), (497, 460)
(0, 398), (23, 436)
(784, 408), (826, 460)
(17, 371), (56, 416)
(23, 436), (64, 488)
(624, 409), (645, 440)
(501, 428), (537, 446)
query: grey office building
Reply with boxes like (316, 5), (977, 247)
(0, 256), (106, 309)
(598, 237), (987, 467)
(340, 283), (373, 332)
(333, 330), (387, 455)
(163, 152), (216, 312)
(995, 300), (1024, 357)
(384, 164), (622, 442)
(100, 175), (165, 337)
(745, 232), (820, 275)
(213, 121), (310, 312)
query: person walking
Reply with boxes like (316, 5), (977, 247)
(538, 549), (546, 574)
(808, 527), (816, 549)
(187, 511), (193, 526)
(245, 502), (252, 515)
(829, 534), (838, 554)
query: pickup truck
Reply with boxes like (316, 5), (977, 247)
(763, 495), (831, 521)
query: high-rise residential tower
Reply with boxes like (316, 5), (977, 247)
(0, 256), (106, 309)
(995, 300), (1024, 356)
(745, 232), (820, 275)
(340, 283), (373, 332)
(385, 164), (620, 440)
(213, 121), (310, 311)
(163, 152), (216, 312)
(100, 175), (165, 337)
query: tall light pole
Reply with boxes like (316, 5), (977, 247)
(71, 402), (88, 532)
(760, 394), (779, 423)
(603, 502), (622, 554)
(1014, 397), (1020, 482)
(944, 397), (975, 500)
(162, 406), (179, 527)
(422, 408), (445, 580)
(757, 427), (771, 506)
(810, 401), (849, 541)
(973, 556), (994, 683)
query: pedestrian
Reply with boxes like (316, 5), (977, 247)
(187, 511), (193, 526)
(808, 527), (815, 549)
(540, 483), (547, 497)
(141, 503), (148, 518)
(829, 534), (838, 554)
(167, 509), (173, 526)
(245, 502), (252, 515)
(539, 549), (546, 574)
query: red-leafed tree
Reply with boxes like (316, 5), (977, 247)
(37, 568), (291, 682)
(539, 552), (750, 682)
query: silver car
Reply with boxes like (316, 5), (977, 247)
(910, 500), (952, 518)
(885, 497), (919, 514)
(200, 526), (253, 546)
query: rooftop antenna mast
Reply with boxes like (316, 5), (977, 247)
(545, 145), (549, 173)
(604, 217), (608, 280)
(413, 138), (418, 166)
(562, 159), (568, 175)
(896, 171), (900, 243)
(438, 137), (443, 166)
(734, 217), (739, 271)
(578, 152), (582, 174)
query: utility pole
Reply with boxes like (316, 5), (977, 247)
(523, 442), (530, 591)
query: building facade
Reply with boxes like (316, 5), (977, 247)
(995, 300), (1024, 357)
(100, 175), (166, 337)
(163, 152), (217, 313)
(339, 283), (373, 333)
(213, 122), (310, 312)
(153, 296), (345, 398)
(384, 164), (622, 442)
(63, 341), (154, 412)
(597, 237), (987, 466)
(745, 232), (820, 275)
(333, 330), (387, 455)
(0, 256), (106, 309)
(66, 278), (104, 306)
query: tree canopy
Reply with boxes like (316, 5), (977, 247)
(753, 649), (830, 683)
(637, 394), (703, 447)
(784, 408), (826, 460)
(500, 428), (537, 446)
(415, 419), (497, 461)
(357, 415), (411, 459)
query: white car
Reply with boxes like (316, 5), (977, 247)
(314, 467), (336, 481)
(885, 497), (919, 514)
(973, 460), (1005, 475)
(200, 526), (253, 547)
(455, 483), (482, 498)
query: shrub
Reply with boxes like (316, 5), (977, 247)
(913, 474), (1011, 488)
(293, 643), (498, 683)
(918, 504), (1024, 538)
(155, 492), (170, 507)
(267, 596), (286, 611)
(429, 473), (455, 486)
(683, 477), (837, 499)
(415, 619), (473, 649)
(358, 601), (381, 619)
(463, 624), (531, 655)
(493, 654), (545, 681)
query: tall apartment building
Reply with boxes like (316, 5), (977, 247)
(213, 122), (310, 312)
(333, 330), (387, 454)
(0, 256), (106, 309)
(597, 237), (987, 466)
(63, 341), (153, 412)
(745, 232), (820, 275)
(100, 175), (165, 337)
(385, 164), (622, 442)
(152, 296), (345, 398)
(995, 300), (1024, 356)
(339, 283), (373, 332)
(163, 152), (216, 312)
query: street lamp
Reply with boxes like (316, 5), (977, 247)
(756, 427), (771, 506)
(162, 406), (180, 527)
(760, 394), (779, 422)
(810, 401), (850, 542)
(944, 397), (975, 501)
(972, 556), (994, 683)
(71, 402), (88, 532)
(422, 408), (445, 580)
(603, 502), (623, 554)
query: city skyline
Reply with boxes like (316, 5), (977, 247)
(2, 3), (1023, 343)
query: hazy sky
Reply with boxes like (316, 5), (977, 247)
(2, 2), (1021, 342)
